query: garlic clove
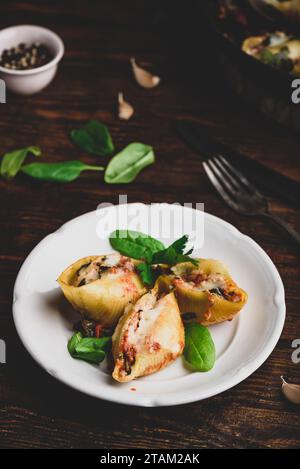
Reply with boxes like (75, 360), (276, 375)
(281, 376), (300, 405)
(118, 92), (134, 120)
(130, 57), (160, 89)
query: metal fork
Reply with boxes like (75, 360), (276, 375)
(203, 155), (300, 246)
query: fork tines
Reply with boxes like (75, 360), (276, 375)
(202, 155), (265, 213)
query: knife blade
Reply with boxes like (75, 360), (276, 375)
(175, 119), (300, 209)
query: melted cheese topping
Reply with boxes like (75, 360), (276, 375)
(182, 269), (226, 292)
(125, 293), (180, 355)
(75, 252), (129, 286)
(129, 300), (164, 351)
(194, 273), (226, 291)
(102, 252), (121, 267)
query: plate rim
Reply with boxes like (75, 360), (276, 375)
(13, 204), (286, 407)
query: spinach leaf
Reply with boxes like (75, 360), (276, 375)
(74, 347), (105, 365)
(21, 160), (104, 182)
(67, 333), (111, 365)
(109, 230), (197, 267)
(1, 146), (41, 179)
(76, 336), (111, 351)
(137, 262), (155, 286)
(152, 235), (198, 266)
(68, 331), (82, 356)
(115, 230), (165, 253)
(70, 120), (114, 156)
(109, 229), (165, 262)
(183, 323), (216, 372)
(259, 47), (293, 73)
(104, 142), (155, 184)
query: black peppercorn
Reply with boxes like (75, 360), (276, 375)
(0, 42), (53, 70)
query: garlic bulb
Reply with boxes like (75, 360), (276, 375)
(281, 376), (300, 405)
(118, 92), (134, 120)
(130, 57), (160, 89)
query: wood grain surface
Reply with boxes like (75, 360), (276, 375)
(0, 0), (299, 449)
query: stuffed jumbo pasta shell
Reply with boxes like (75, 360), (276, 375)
(112, 289), (184, 382)
(58, 253), (146, 326)
(157, 259), (247, 326)
(242, 32), (300, 76)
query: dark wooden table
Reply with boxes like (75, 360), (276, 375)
(1, 0), (300, 449)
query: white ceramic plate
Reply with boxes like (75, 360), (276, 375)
(13, 203), (285, 407)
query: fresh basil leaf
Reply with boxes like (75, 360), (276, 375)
(109, 229), (164, 262)
(21, 160), (104, 182)
(1, 146), (41, 179)
(104, 142), (155, 184)
(70, 120), (114, 156)
(137, 262), (155, 286)
(183, 323), (216, 372)
(68, 332), (83, 356)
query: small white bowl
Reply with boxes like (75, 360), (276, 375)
(0, 25), (64, 95)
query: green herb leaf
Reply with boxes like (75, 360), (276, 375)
(152, 246), (195, 265)
(109, 229), (165, 262)
(110, 230), (197, 266)
(169, 235), (188, 254)
(67, 333), (111, 365)
(1, 146), (41, 179)
(183, 323), (216, 372)
(152, 235), (197, 266)
(259, 47), (293, 73)
(67, 332), (83, 356)
(21, 160), (104, 182)
(137, 262), (155, 286)
(70, 120), (114, 156)
(76, 336), (111, 351)
(104, 142), (155, 184)
(74, 347), (105, 365)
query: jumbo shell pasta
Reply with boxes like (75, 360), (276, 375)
(58, 253), (146, 326)
(112, 289), (185, 383)
(156, 259), (247, 326)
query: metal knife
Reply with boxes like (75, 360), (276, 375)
(175, 119), (300, 209)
